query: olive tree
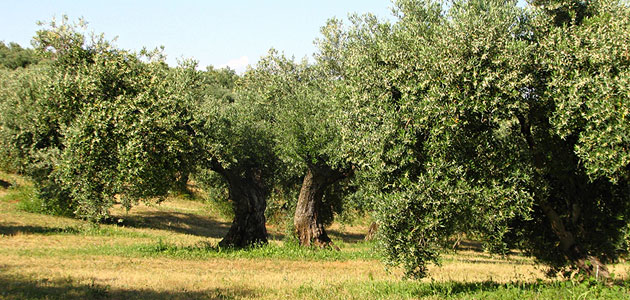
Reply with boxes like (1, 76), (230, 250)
(10, 17), (283, 246)
(236, 50), (354, 248)
(0, 17), (201, 220)
(339, 0), (629, 279)
(193, 65), (279, 247)
(510, 0), (630, 278)
(0, 42), (39, 70)
(58, 57), (201, 220)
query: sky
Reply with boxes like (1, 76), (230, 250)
(1, 1), (396, 73)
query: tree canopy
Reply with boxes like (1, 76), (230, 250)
(336, 0), (630, 279)
(0, 17), (201, 220)
(0, 41), (38, 69)
(1, 1), (629, 280)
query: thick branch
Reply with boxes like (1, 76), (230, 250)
(540, 202), (610, 280)
(516, 113), (535, 151)
(208, 157), (227, 178)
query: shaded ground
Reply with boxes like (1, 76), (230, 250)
(0, 223), (80, 236)
(111, 210), (231, 239)
(0, 179), (10, 189)
(0, 272), (257, 300)
(454, 240), (484, 252)
(1, 173), (629, 299)
(328, 229), (365, 243)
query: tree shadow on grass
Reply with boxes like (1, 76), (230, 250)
(327, 229), (365, 243)
(0, 272), (257, 300)
(451, 239), (524, 256)
(266, 231), (286, 242)
(108, 211), (231, 239)
(453, 239), (484, 252)
(0, 223), (80, 236)
(0, 179), (10, 189)
(413, 280), (506, 298)
(263, 227), (366, 244)
(419, 280), (528, 297)
(0, 210), (232, 240)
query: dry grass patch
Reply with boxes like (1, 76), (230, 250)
(0, 254), (390, 298)
(0, 234), (153, 251)
(0, 252), (525, 299)
(3, 251), (626, 299)
(2, 174), (629, 299)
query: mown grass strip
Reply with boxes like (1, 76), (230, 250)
(0, 222), (153, 239)
(2, 270), (628, 300)
(288, 279), (630, 300)
(3, 239), (382, 261)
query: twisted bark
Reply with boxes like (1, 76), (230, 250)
(540, 202), (610, 280)
(212, 159), (268, 248)
(294, 165), (350, 249)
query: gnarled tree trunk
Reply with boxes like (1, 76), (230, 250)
(294, 166), (349, 249)
(517, 114), (610, 280)
(174, 170), (190, 193)
(365, 222), (379, 241)
(541, 202), (610, 280)
(217, 170), (268, 248)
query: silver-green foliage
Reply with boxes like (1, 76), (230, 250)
(541, 0), (630, 183)
(336, 0), (630, 278)
(195, 65), (277, 183)
(237, 50), (354, 221)
(0, 17), (200, 220)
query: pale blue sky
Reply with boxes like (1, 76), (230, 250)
(1, 1), (396, 72)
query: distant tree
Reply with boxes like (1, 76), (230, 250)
(173, 66), (239, 193)
(202, 66), (238, 102)
(0, 64), (51, 174)
(0, 41), (38, 69)
(0, 41), (42, 172)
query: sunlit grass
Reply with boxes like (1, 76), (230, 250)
(1, 171), (629, 299)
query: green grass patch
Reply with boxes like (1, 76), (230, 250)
(1, 182), (36, 206)
(4, 239), (382, 262)
(289, 279), (630, 300)
(60, 224), (152, 239)
(0, 178), (71, 217)
(136, 240), (381, 261)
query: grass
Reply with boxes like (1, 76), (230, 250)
(1, 171), (629, 299)
(287, 279), (630, 299)
(1, 239), (380, 262)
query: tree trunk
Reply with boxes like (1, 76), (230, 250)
(218, 171), (268, 248)
(174, 171), (190, 193)
(294, 166), (348, 249)
(540, 203), (610, 280)
(365, 222), (378, 241)
(517, 115), (610, 280)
